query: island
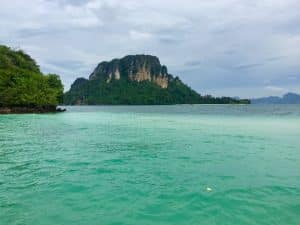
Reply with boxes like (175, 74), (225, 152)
(0, 45), (64, 113)
(252, 93), (300, 104)
(64, 55), (250, 105)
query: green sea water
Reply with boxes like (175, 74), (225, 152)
(1, 105), (300, 225)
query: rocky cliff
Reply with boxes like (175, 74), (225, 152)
(89, 55), (170, 88)
(64, 55), (249, 105)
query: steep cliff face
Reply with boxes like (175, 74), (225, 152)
(89, 55), (170, 88)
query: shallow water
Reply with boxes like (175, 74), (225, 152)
(1, 105), (300, 225)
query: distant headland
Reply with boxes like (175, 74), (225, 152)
(252, 93), (300, 104)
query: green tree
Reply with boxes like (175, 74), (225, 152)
(0, 45), (64, 107)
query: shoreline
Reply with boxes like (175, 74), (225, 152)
(0, 106), (66, 114)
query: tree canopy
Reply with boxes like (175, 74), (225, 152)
(64, 77), (250, 105)
(0, 45), (63, 107)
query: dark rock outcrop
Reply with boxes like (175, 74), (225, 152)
(0, 106), (66, 114)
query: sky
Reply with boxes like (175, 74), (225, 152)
(1, 0), (300, 98)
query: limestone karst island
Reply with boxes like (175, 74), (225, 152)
(65, 55), (250, 105)
(0, 45), (249, 114)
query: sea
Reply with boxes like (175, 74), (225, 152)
(1, 105), (300, 225)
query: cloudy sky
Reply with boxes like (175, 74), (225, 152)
(1, 0), (300, 97)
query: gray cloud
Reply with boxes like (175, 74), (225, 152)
(265, 56), (286, 62)
(233, 63), (264, 70)
(47, 60), (87, 70)
(159, 37), (182, 44)
(184, 60), (202, 67)
(1, 0), (300, 98)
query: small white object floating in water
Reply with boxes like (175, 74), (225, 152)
(206, 187), (212, 192)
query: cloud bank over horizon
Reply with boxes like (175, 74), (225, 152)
(1, 0), (300, 98)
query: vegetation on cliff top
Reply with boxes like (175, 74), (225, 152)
(0, 45), (63, 108)
(64, 77), (248, 105)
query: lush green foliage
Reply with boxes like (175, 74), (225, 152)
(0, 45), (63, 107)
(64, 77), (249, 105)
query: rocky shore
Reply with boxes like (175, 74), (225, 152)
(0, 106), (66, 114)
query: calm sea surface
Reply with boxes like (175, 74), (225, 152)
(1, 105), (300, 225)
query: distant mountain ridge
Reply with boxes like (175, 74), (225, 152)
(252, 93), (300, 104)
(64, 55), (249, 105)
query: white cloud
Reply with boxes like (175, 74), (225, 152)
(63, 4), (103, 28)
(264, 86), (288, 93)
(129, 30), (153, 40)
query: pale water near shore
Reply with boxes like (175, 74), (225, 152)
(1, 105), (300, 225)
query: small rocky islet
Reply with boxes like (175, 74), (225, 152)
(0, 45), (249, 114)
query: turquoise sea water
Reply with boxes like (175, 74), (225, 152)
(1, 105), (300, 225)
